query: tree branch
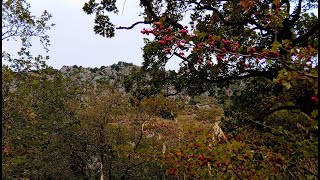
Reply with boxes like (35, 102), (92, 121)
(281, 0), (290, 14)
(254, 105), (307, 122)
(121, 161), (146, 180)
(164, 16), (184, 29)
(231, 168), (243, 180)
(116, 20), (155, 30)
(121, 0), (127, 16)
(288, 0), (303, 26)
(249, 18), (274, 36)
(141, 0), (158, 19)
(71, 150), (88, 178)
(292, 23), (318, 46)
(195, 5), (252, 26)
(301, 166), (319, 178)
(173, 51), (188, 61)
(164, 91), (179, 97)
(283, 63), (318, 79)
(141, 0), (184, 29)
(205, 69), (278, 83)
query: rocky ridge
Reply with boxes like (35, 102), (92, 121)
(59, 62), (138, 92)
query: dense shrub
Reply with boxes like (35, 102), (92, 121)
(100, 65), (106, 70)
(90, 67), (99, 73)
(161, 128), (290, 179)
(195, 106), (224, 123)
(142, 95), (178, 120)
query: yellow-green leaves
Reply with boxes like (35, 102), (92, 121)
(271, 40), (282, 51)
(193, 30), (207, 40)
(311, 109), (318, 119)
(159, 16), (166, 24)
(272, 0), (280, 5)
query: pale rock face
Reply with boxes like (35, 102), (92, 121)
(60, 65), (72, 73)
(212, 121), (226, 142)
(58, 63), (194, 98)
(59, 64), (139, 92)
(93, 76), (104, 81)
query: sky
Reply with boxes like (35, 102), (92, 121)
(2, 0), (317, 71)
(2, 0), (181, 70)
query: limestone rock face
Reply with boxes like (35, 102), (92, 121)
(58, 62), (197, 101)
(59, 63), (138, 92)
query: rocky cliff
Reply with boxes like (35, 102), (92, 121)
(59, 62), (139, 92)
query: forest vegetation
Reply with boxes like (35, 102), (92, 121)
(2, 0), (318, 179)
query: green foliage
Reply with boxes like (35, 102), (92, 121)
(83, 0), (318, 107)
(111, 64), (120, 71)
(82, 0), (118, 37)
(142, 95), (178, 120)
(2, 0), (319, 179)
(2, 67), (169, 179)
(216, 76), (319, 178)
(123, 68), (163, 101)
(108, 0), (318, 171)
(111, 61), (134, 71)
(90, 67), (99, 73)
(2, 0), (54, 71)
(2, 66), (80, 179)
(162, 128), (289, 179)
(66, 85), (169, 179)
(195, 107), (224, 123)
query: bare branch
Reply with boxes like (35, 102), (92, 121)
(121, 0), (127, 16)
(173, 51), (188, 61)
(164, 16), (184, 29)
(116, 20), (155, 30)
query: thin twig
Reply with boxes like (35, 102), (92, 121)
(231, 168), (242, 180)
(116, 20), (155, 30)
(121, 0), (127, 16)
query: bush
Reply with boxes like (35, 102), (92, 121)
(100, 66), (106, 70)
(162, 134), (290, 179)
(90, 67), (99, 73)
(142, 95), (178, 120)
(195, 106), (224, 123)
(111, 64), (120, 71)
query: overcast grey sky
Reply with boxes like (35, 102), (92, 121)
(2, 0), (317, 70)
(2, 0), (181, 70)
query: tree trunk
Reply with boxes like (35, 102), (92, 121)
(99, 123), (105, 180)
(100, 161), (104, 180)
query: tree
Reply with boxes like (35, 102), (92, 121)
(1, 2), (84, 178)
(2, 0), (55, 71)
(66, 83), (168, 180)
(2, 67), (81, 179)
(85, 2), (317, 111)
(83, 0), (318, 178)
(83, 0), (318, 120)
